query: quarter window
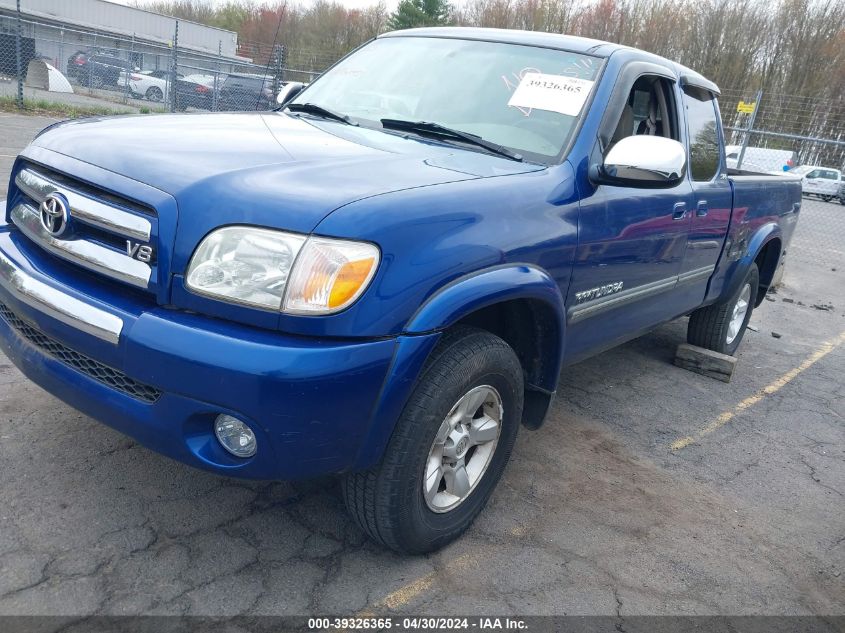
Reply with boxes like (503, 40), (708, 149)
(683, 86), (720, 181)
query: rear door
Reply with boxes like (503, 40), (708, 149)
(678, 85), (731, 297)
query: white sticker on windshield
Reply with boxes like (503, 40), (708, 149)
(507, 73), (594, 116)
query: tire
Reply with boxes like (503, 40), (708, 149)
(688, 263), (759, 355)
(342, 326), (524, 554)
(146, 86), (164, 102)
(822, 195), (833, 202)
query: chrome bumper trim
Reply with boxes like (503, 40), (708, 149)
(15, 168), (152, 241)
(0, 248), (123, 345)
(10, 202), (151, 288)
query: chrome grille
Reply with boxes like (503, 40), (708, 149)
(0, 302), (161, 403)
(11, 166), (155, 290)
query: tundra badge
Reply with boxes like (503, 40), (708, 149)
(575, 281), (624, 303)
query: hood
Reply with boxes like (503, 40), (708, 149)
(32, 112), (541, 236)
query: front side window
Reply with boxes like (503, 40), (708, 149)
(608, 75), (678, 150)
(291, 37), (602, 163)
(683, 86), (720, 181)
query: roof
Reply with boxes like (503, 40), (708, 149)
(380, 27), (620, 56)
(380, 27), (719, 95)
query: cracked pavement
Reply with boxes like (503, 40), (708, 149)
(0, 116), (843, 617)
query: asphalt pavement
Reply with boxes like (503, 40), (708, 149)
(0, 115), (842, 618)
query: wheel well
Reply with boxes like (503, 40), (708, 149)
(452, 299), (561, 429)
(754, 238), (781, 306)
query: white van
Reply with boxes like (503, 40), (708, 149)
(791, 165), (843, 201)
(725, 145), (797, 174)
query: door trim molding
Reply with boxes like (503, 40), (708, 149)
(568, 265), (715, 323)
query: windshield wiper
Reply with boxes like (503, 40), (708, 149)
(286, 103), (357, 125)
(380, 119), (523, 162)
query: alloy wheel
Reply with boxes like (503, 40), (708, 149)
(422, 385), (502, 513)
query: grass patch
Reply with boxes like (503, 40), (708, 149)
(0, 95), (164, 118)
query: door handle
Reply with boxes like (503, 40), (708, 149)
(696, 200), (708, 217)
(672, 202), (688, 220)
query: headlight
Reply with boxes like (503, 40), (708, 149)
(186, 226), (379, 314)
(186, 226), (306, 310)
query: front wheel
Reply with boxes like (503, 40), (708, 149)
(687, 264), (759, 355)
(342, 327), (524, 553)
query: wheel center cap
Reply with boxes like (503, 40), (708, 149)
(455, 436), (469, 456)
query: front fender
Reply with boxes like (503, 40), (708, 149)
(406, 263), (565, 333)
(405, 263), (566, 394)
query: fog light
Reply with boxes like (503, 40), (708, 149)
(214, 414), (257, 458)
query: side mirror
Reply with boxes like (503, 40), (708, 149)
(276, 81), (305, 106)
(592, 135), (687, 188)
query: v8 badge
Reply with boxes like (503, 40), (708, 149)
(126, 240), (154, 263)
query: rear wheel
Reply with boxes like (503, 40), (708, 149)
(342, 327), (523, 553)
(687, 264), (759, 355)
(146, 86), (163, 102)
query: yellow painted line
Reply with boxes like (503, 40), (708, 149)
(354, 552), (475, 620)
(671, 330), (845, 451)
(376, 573), (438, 611)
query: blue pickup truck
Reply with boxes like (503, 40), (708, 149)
(0, 28), (800, 553)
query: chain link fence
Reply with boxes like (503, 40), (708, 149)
(719, 89), (844, 260)
(0, 1), (336, 114)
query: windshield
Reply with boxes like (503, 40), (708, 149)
(291, 36), (602, 163)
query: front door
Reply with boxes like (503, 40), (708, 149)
(564, 74), (693, 362)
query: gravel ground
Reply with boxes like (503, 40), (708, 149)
(0, 115), (842, 619)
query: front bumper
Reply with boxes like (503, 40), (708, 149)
(0, 214), (438, 479)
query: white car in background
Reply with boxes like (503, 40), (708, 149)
(118, 69), (177, 102)
(725, 145), (797, 174)
(791, 165), (843, 201)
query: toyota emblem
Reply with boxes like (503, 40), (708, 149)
(39, 194), (69, 237)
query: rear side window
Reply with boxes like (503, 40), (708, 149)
(683, 86), (720, 181)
